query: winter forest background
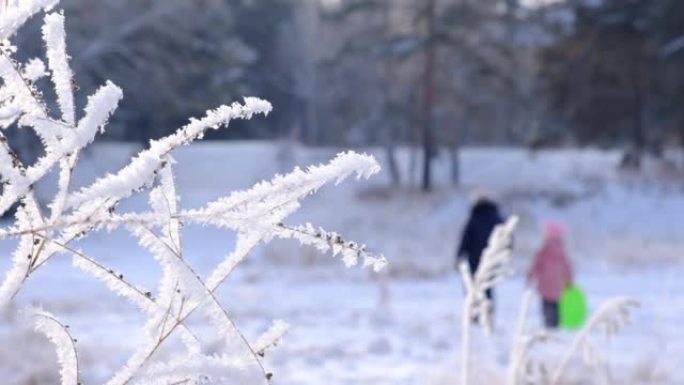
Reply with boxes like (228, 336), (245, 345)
(7, 0), (684, 172)
(1, 0), (683, 384)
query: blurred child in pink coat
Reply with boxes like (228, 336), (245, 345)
(527, 220), (574, 328)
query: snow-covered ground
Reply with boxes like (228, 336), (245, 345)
(1, 142), (682, 384)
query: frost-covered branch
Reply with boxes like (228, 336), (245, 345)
(42, 11), (75, 125)
(0, 3), (385, 384)
(19, 81), (122, 187)
(66, 97), (272, 210)
(0, 54), (50, 139)
(253, 320), (290, 357)
(32, 308), (79, 385)
(0, 0), (57, 40)
(274, 222), (387, 271)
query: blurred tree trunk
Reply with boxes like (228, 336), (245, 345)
(382, 0), (401, 187)
(680, 119), (684, 149)
(385, 143), (401, 186)
(421, 0), (436, 192)
(295, 0), (320, 144)
(626, 58), (646, 169)
(409, 141), (419, 188)
(450, 145), (460, 185)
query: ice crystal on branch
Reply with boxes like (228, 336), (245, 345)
(0, 2), (385, 384)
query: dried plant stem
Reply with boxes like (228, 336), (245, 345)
(460, 261), (474, 385)
(551, 298), (639, 385)
(109, 227), (269, 385)
(39, 236), (202, 347)
(506, 289), (534, 385)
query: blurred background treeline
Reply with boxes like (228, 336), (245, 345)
(7, 0), (684, 189)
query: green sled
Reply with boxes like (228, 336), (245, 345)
(559, 284), (588, 329)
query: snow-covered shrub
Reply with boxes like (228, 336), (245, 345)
(0, 2), (385, 384)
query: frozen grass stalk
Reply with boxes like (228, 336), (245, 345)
(550, 297), (640, 385)
(460, 216), (519, 385)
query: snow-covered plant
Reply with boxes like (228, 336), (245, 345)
(507, 289), (536, 385)
(459, 216), (519, 385)
(550, 297), (639, 385)
(505, 286), (639, 385)
(0, 2), (386, 384)
(506, 290), (560, 385)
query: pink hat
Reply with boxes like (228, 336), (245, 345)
(543, 220), (566, 237)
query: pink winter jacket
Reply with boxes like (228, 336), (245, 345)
(527, 236), (573, 301)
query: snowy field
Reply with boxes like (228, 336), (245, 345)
(1, 142), (682, 384)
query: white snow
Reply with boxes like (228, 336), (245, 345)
(1, 142), (682, 384)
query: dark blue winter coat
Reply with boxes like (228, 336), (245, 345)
(457, 200), (503, 274)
